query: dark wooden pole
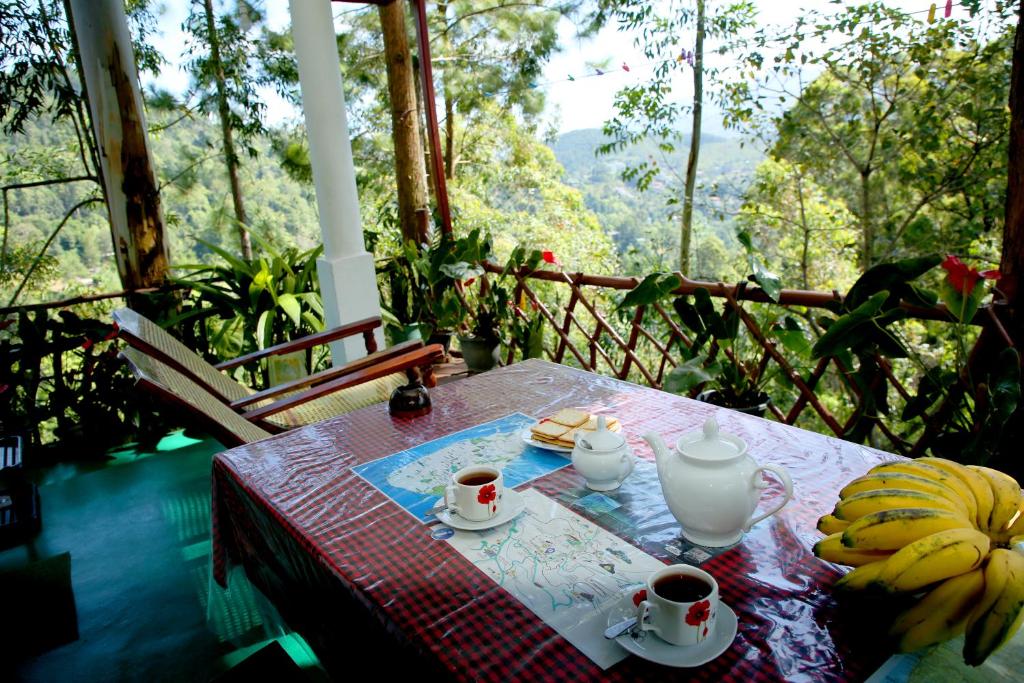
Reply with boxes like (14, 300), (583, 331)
(411, 0), (453, 235)
(380, 0), (431, 245)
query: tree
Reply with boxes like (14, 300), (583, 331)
(725, 2), (1013, 269)
(379, 0), (430, 246)
(591, 0), (756, 275)
(184, 0), (272, 260)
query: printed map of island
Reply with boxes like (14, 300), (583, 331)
(351, 413), (569, 522)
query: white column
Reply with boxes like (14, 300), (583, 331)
(289, 0), (384, 363)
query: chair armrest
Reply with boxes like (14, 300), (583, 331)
(230, 339), (424, 409)
(216, 316), (383, 371)
(240, 344), (445, 423)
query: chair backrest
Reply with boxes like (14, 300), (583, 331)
(120, 347), (271, 447)
(113, 308), (249, 403)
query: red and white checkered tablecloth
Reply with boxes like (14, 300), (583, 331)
(212, 359), (896, 681)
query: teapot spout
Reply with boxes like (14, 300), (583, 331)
(642, 432), (671, 480)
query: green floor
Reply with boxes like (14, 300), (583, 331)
(0, 432), (327, 682)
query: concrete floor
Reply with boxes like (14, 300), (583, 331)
(1, 433), (325, 682)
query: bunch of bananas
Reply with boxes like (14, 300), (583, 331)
(813, 457), (1024, 665)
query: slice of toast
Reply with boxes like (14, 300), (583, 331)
(548, 408), (590, 428)
(577, 415), (620, 432)
(530, 420), (570, 439)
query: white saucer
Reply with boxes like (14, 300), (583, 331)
(605, 592), (738, 667)
(520, 427), (572, 453)
(434, 488), (526, 531)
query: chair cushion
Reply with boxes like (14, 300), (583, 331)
(258, 372), (407, 430)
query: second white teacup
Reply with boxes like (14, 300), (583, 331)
(444, 465), (503, 522)
(633, 564), (719, 647)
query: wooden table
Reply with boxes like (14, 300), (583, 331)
(212, 359), (895, 681)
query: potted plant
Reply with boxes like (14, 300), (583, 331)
(457, 277), (508, 373)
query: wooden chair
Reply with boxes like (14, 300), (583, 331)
(120, 348), (273, 447)
(113, 308), (443, 433)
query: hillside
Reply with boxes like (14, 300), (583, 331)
(549, 127), (763, 277)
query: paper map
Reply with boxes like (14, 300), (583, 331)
(351, 413), (569, 522)
(445, 488), (666, 669)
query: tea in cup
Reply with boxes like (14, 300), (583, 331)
(444, 465), (503, 521)
(633, 564), (718, 646)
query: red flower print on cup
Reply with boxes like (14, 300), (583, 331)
(685, 599), (711, 627)
(632, 589), (647, 607)
(477, 483), (497, 506)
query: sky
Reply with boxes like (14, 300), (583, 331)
(142, 0), (973, 137)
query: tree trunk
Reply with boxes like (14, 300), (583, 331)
(439, 1), (456, 180)
(1002, 0), (1024, 343)
(66, 0), (169, 291)
(203, 0), (252, 261)
(860, 169), (874, 269)
(680, 0), (705, 276)
(380, 0), (430, 246)
(796, 170), (810, 290)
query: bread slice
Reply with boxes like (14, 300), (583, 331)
(548, 408), (590, 428)
(530, 420), (570, 439)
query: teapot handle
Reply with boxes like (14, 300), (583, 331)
(743, 465), (794, 532)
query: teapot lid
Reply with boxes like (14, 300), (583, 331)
(577, 415), (625, 451)
(677, 417), (746, 461)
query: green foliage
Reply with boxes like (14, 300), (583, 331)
(0, 305), (168, 453)
(169, 236), (325, 384)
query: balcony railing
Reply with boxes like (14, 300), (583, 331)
(485, 261), (1012, 457)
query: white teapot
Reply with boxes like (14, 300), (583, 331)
(643, 417), (793, 547)
(571, 415), (634, 491)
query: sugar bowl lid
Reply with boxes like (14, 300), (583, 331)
(576, 415), (625, 451)
(676, 417), (746, 461)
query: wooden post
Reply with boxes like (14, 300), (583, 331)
(411, 0), (453, 235)
(380, 0), (431, 245)
(66, 0), (169, 290)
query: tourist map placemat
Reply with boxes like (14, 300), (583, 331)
(445, 488), (667, 669)
(351, 413), (568, 522)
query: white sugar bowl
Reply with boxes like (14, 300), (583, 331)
(571, 416), (634, 491)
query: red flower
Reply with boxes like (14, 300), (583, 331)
(632, 589), (647, 607)
(541, 251), (561, 266)
(685, 599), (711, 626)
(477, 484), (497, 505)
(81, 338), (93, 350)
(941, 255), (1000, 295)
(104, 326), (118, 341)
(463, 277), (476, 287)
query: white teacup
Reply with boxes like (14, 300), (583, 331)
(444, 465), (503, 522)
(633, 564), (719, 647)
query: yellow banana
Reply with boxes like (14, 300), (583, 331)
(814, 532), (894, 567)
(889, 568), (985, 653)
(969, 466), (1021, 535)
(1003, 496), (1024, 537)
(817, 514), (849, 535)
(835, 560), (888, 591)
(872, 528), (990, 593)
(964, 548), (1024, 666)
(841, 508), (973, 551)
(871, 461), (978, 523)
(839, 473), (969, 515)
(919, 457), (993, 530)
(833, 488), (968, 522)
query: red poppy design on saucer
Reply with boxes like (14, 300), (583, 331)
(477, 484), (498, 512)
(632, 589), (647, 607)
(686, 599), (711, 627)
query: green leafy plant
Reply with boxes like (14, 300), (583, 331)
(168, 235), (325, 385)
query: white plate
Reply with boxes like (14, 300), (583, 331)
(605, 592), (738, 668)
(520, 427), (572, 453)
(434, 488), (527, 531)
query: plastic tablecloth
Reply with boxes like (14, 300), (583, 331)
(212, 359), (897, 681)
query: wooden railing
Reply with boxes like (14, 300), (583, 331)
(485, 261), (1011, 456)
